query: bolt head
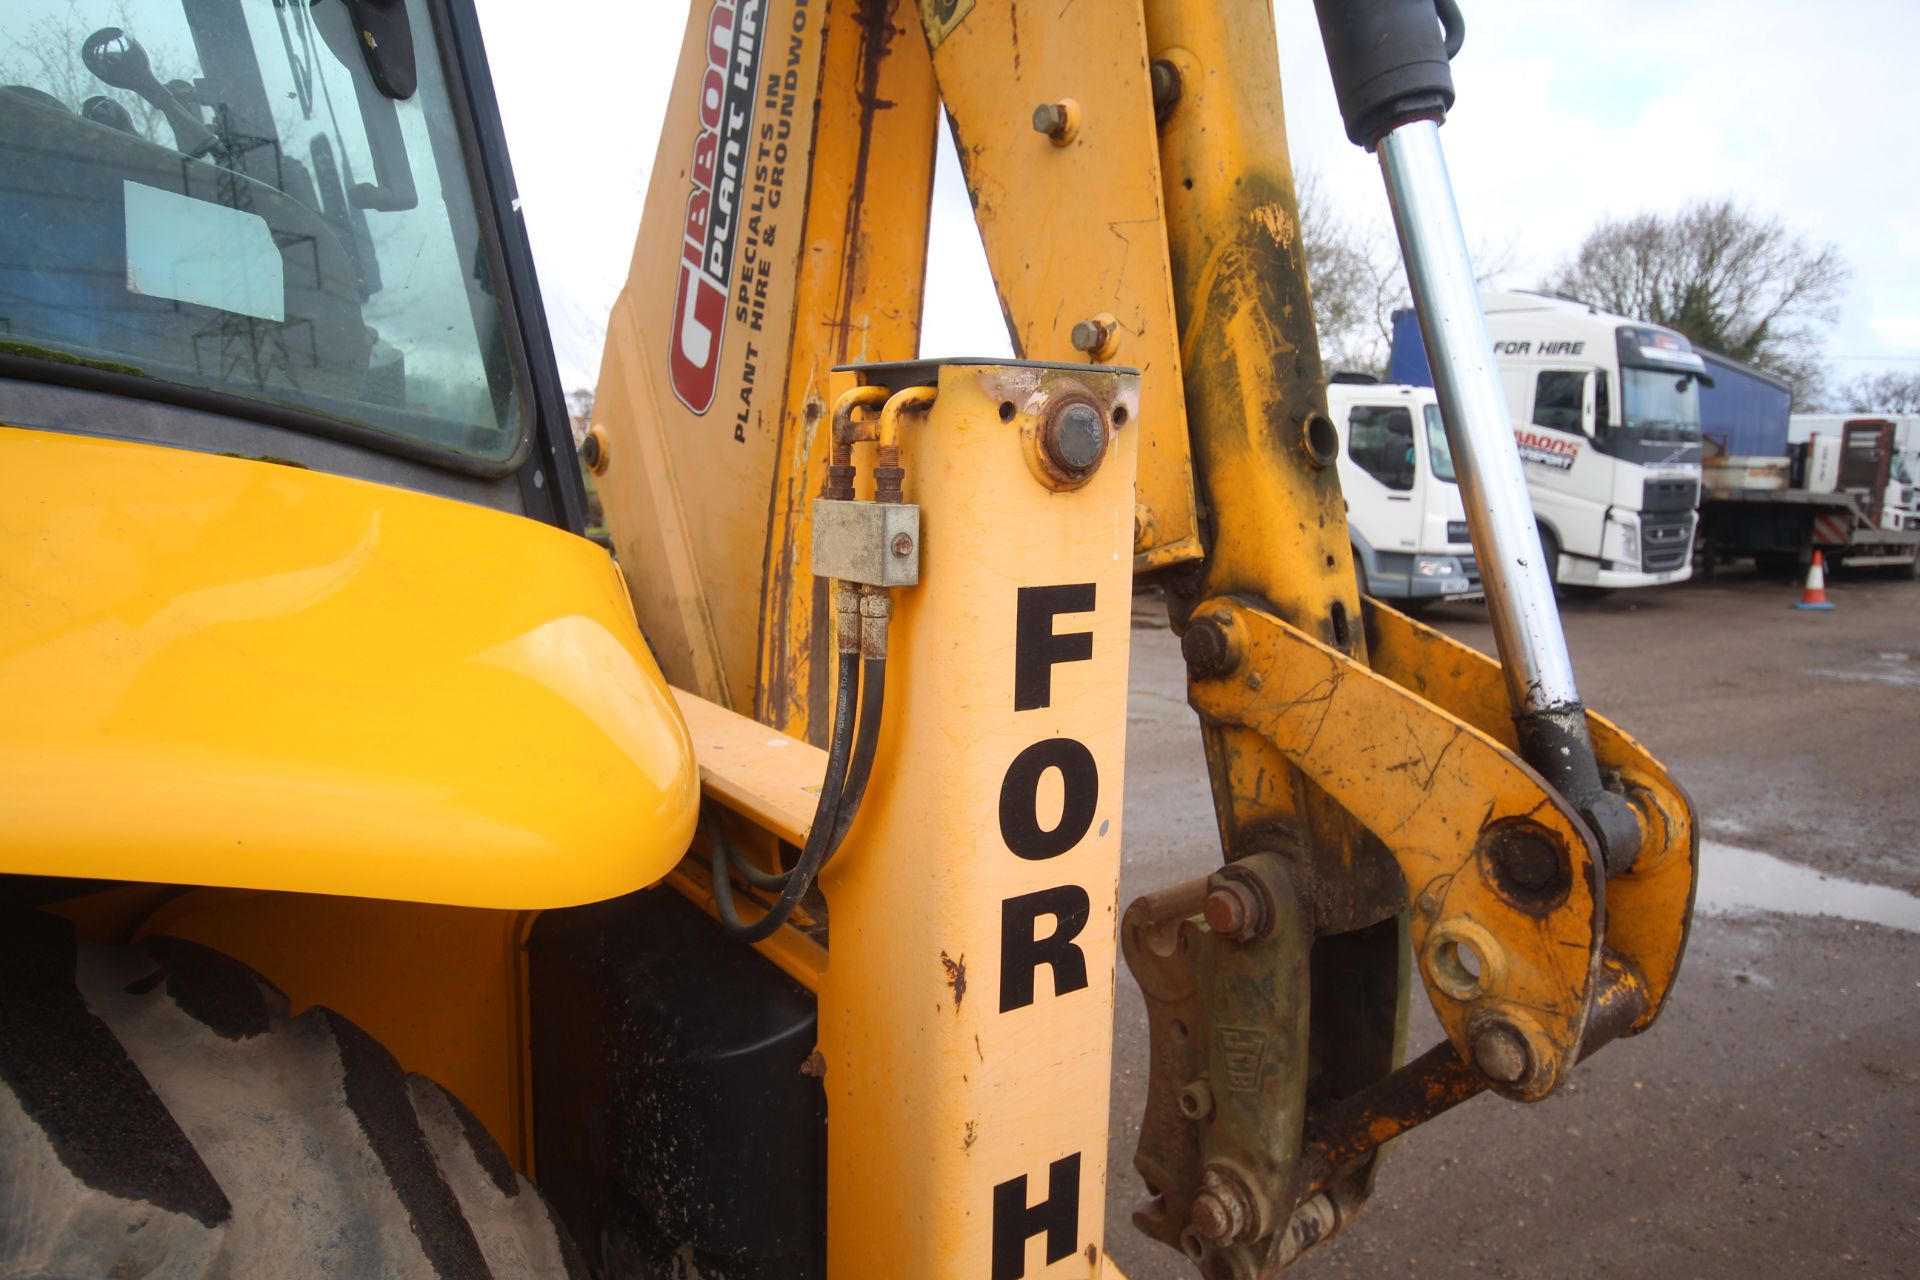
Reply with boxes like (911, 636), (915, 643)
(1071, 319), (1111, 354)
(1031, 102), (1066, 137)
(1044, 401), (1107, 473)
(1483, 822), (1572, 910)
(1499, 832), (1561, 890)
(1203, 876), (1269, 943)
(1203, 884), (1250, 937)
(1150, 59), (1180, 110)
(891, 532), (914, 558)
(1176, 1079), (1215, 1120)
(1190, 1190), (1233, 1244)
(1181, 617), (1236, 679)
(1190, 1166), (1256, 1245)
(1471, 1023), (1531, 1084)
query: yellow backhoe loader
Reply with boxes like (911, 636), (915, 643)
(0, 0), (1695, 1276)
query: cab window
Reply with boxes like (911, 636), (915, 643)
(0, 0), (524, 462)
(1346, 405), (1416, 491)
(1532, 371), (1585, 434)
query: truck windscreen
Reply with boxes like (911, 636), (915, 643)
(1611, 366), (1703, 467)
(0, 0), (523, 462)
(1422, 404), (1456, 483)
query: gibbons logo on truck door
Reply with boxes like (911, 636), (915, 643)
(669, 0), (765, 414)
(1516, 428), (1580, 473)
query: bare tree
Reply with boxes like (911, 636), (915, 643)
(1298, 170), (1397, 377)
(1832, 369), (1920, 414)
(1544, 199), (1848, 406)
(1298, 168), (1516, 380)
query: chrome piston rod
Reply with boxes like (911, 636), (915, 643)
(1377, 120), (1574, 712)
(1376, 118), (1639, 871)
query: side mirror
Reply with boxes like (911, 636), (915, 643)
(342, 0), (417, 101)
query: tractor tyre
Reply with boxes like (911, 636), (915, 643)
(1, 910), (584, 1279)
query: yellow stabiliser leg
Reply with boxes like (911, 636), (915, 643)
(813, 361), (1139, 1279)
(679, 360), (1142, 1279)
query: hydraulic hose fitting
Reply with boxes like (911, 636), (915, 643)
(858, 585), (892, 660)
(827, 384), (890, 500)
(835, 582), (862, 656)
(875, 385), (936, 505)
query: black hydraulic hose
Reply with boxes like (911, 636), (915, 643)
(715, 810), (797, 892)
(826, 654), (886, 854)
(711, 651), (860, 941)
(1434, 0), (1465, 59)
(717, 653), (887, 892)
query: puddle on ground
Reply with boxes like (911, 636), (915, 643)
(1810, 651), (1920, 689)
(1697, 840), (1920, 934)
(1808, 666), (1920, 689)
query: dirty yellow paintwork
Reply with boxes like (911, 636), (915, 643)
(921, 0), (1200, 569)
(593, 0), (940, 744)
(754, 2), (940, 744)
(0, 427), (698, 908)
(1185, 598), (1605, 1100)
(47, 884), (539, 1174)
(1144, 0), (1359, 629)
(1360, 600), (1698, 1033)
(667, 686), (831, 991)
(165, 892), (534, 1170)
(799, 364), (1139, 1279)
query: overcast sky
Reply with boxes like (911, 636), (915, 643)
(474, 0), (1920, 395)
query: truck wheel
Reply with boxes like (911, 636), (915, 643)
(1, 910), (585, 1279)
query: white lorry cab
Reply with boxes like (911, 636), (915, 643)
(1327, 378), (1481, 608)
(1390, 291), (1705, 590)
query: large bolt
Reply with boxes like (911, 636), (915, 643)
(579, 425), (610, 475)
(891, 532), (915, 558)
(1499, 833), (1561, 890)
(1190, 1191), (1230, 1243)
(1189, 1166), (1255, 1245)
(1042, 401), (1107, 475)
(1031, 99), (1078, 144)
(1471, 1022), (1531, 1085)
(1483, 822), (1571, 910)
(1203, 880), (1264, 942)
(1070, 317), (1113, 356)
(1181, 616), (1238, 680)
(1150, 59), (1181, 114)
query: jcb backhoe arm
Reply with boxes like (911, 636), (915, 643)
(587, 0), (1696, 1275)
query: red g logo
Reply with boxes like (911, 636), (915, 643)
(670, 263), (726, 413)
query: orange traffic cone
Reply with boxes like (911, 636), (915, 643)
(1794, 550), (1835, 610)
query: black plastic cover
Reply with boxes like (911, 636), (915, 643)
(1312, 0), (1460, 148)
(529, 886), (825, 1279)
